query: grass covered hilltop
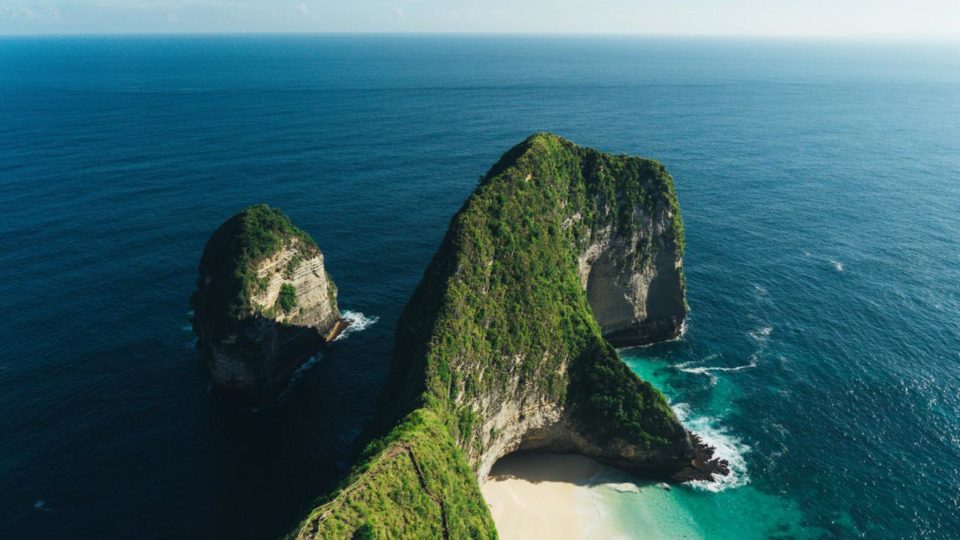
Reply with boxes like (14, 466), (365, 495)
(191, 204), (342, 402)
(291, 134), (726, 539)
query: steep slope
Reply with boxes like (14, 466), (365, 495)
(292, 134), (724, 539)
(191, 204), (344, 403)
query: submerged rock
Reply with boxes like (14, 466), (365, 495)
(191, 204), (344, 403)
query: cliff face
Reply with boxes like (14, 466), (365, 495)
(577, 199), (687, 347)
(292, 134), (723, 539)
(191, 204), (342, 402)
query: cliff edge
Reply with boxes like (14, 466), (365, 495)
(191, 204), (344, 403)
(292, 134), (725, 539)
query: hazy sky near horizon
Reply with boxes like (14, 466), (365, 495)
(2, 0), (959, 37)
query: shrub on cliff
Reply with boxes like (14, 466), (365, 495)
(192, 204), (317, 337)
(277, 283), (297, 313)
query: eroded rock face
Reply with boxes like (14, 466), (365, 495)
(578, 208), (687, 347)
(290, 134), (723, 540)
(191, 205), (342, 403)
(450, 138), (695, 482)
(380, 134), (716, 483)
(470, 378), (696, 482)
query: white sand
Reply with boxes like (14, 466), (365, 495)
(480, 453), (611, 540)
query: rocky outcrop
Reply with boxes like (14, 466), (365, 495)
(291, 134), (724, 539)
(405, 133), (708, 484)
(470, 371), (698, 483)
(578, 213), (687, 347)
(191, 204), (344, 403)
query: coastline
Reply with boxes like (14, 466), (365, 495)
(481, 453), (635, 540)
(479, 405), (819, 540)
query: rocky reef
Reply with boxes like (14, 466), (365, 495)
(290, 134), (726, 539)
(191, 204), (345, 403)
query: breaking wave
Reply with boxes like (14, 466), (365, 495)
(621, 319), (688, 351)
(676, 355), (758, 377)
(748, 326), (773, 342)
(335, 310), (380, 340)
(676, 325), (768, 383)
(607, 482), (641, 494)
(804, 250), (845, 272)
(270, 354), (326, 407)
(672, 403), (750, 492)
(287, 354), (322, 386)
(675, 355), (758, 385)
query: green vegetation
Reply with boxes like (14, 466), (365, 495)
(255, 276), (270, 294)
(380, 133), (685, 447)
(291, 134), (686, 539)
(192, 204), (318, 338)
(286, 255), (303, 278)
(351, 523), (377, 540)
(277, 283), (297, 313)
(295, 409), (496, 539)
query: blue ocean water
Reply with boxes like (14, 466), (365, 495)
(0, 36), (958, 538)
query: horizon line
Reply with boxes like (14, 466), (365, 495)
(1, 30), (959, 42)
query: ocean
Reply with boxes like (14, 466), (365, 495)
(0, 35), (958, 538)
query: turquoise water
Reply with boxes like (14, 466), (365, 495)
(603, 356), (822, 539)
(1, 36), (959, 538)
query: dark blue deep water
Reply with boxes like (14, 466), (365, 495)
(0, 36), (958, 538)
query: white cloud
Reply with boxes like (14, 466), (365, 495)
(1, 4), (63, 24)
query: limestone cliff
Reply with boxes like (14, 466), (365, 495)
(576, 175), (687, 347)
(191, 204), (343, 403)
(291, 134), (724, 539)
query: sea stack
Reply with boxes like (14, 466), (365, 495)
(191, 204), (344, 403)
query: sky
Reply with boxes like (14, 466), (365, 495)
(1, 0), (959, 37)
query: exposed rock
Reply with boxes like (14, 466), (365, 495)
(672, 433), (732, 482)
(191, 204), (344, 403)
(424, 134), (704, 484)
(578, 216), (687, 347)
(291, 134), (725, 539)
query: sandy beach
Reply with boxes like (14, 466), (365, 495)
(480, 453), (611, 540)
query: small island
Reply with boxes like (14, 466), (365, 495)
(191, 204), (346, 403)
(289, 133), (727, 539)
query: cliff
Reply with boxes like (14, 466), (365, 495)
(291, 134), (725, 539)
(191, 204), (344, 403)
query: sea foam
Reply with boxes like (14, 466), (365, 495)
(672, 403), (750, 492)
(335, 310), (380, 340)
(258, 310), (381, 408)
(748, 325), (773, 342)
(676, 355), (758, 376)
(267, 353), (326, 408)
